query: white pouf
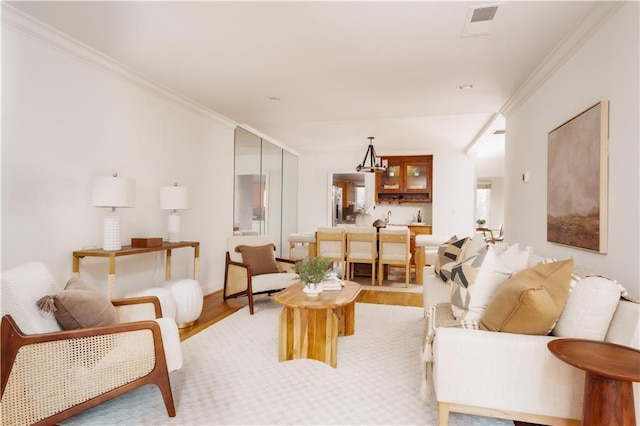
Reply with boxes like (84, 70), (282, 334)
(161, 279), (203, 328)
(125, 287), (177, 319)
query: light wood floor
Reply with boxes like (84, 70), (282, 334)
(179, 288), (423, 341)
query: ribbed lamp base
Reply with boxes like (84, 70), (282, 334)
(103, 214), (122, 251)
(167, 212), (181, 243)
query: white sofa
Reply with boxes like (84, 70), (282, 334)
(422, 262), (640, 425)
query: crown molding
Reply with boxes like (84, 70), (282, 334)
(238, 124), (299, 157)
(501, 1), (624, 118)
(1, 4), (238, 129)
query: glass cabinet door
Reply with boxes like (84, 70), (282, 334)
(405, 164), (428, 190)
(379, 164), (401, 190)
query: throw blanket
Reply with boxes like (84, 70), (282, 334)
(422, 303), (478, 364)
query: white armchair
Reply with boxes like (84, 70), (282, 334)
(1, 262), (182, 426)
(224, 235), (298, 314)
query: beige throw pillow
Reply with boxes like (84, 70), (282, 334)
(37, 277), (119, 330)
(235, 244), (279, 276)
(479, 258), (573, 335)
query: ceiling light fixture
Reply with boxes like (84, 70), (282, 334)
(458, 83), (475, 90)
(356, 137), (387, 173)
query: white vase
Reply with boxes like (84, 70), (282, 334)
(302, 282), (324, 297)
(355, 213), (373, 226)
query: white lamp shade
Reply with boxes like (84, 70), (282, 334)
(92, 176), (135, 208)
(160, 186), (189, 210)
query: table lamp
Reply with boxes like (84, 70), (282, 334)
(160, 183), (189, 243)
(91, 173), (135, 251)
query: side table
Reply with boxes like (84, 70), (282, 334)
(73, 241), (200, 299)
(548, 338), (640, 425)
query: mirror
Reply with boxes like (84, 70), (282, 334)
(234, 127), (298, 257)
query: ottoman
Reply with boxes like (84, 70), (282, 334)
(125, 286), (177, 319)
(162, 279), (203, 328)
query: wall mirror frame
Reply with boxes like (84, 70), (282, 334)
(234, 127), (298, 257)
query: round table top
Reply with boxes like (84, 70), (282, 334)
(548, 338), (640, 382)
(274, 280), (361, 309)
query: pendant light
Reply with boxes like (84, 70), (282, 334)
(356, 137), (387, 173)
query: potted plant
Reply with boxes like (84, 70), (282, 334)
(476, 219), (486, 228)
(292, 256), (333, 296)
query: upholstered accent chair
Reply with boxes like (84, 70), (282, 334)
(1, 262), (182, 426)
(224, 235), (298, 314)
(378, 227), (412, 287)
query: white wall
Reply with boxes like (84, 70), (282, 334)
(297, 148), (476, 238)
(1, 15), (235, 296)
(505, 2), (639, 298)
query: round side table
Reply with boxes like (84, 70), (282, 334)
(548, 338), (640, 425)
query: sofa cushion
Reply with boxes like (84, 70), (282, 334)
(552, 275), (621, 340)
(236, 244), (279, 276)
(448, 247), (488, 319)
(434, 236), (470, 282)
(37, 277), (119, 330)
(479, 258), (573, 335)
(463, 243), (532, 321)
(251, 272), (299, 293)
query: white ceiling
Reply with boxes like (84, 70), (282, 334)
(8, 1), (599, 156)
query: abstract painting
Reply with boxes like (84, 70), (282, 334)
(547, 101), (608, 253)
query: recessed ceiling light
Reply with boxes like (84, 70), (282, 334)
(458, 84), (475, 90)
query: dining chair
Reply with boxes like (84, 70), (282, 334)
(378, 227), (411, 287)
(346, 227), (377, 286)
(316, 227), (347, 279)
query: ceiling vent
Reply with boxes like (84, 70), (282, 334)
(471, 6), (499, 23)
(492, 129), (506, 135)
(462, 4), (500, 37)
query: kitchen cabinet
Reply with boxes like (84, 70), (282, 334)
(375, 155), (432, 203)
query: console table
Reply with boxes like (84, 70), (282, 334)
(73, 241), (200, 299)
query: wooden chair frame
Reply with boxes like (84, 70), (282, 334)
(1, 296), (175, 426)
(378, 229), (411, 287)
(346, 229), (377, 286)
(316, 228), (346, 279)
(223, 252), (296, 315)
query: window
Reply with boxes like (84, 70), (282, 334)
(355, 186), (366, 210)
(476, 182), (491, 225)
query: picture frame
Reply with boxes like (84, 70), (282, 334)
(547, 101), (609, 253)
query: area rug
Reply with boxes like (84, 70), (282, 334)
(62, 299), (510, 425)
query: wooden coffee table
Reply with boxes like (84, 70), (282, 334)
(548, 338), (640, 425)
(273, 281), (361, 368)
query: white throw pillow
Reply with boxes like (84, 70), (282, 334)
(463, 232), (488, 260)
(552, 276), (621, 340)
(464, 243), (532, 321)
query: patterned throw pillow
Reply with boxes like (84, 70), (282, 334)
(449, 246), (488, 319)
(434, 236), (470, 282)
(433, 235), (457, 277)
